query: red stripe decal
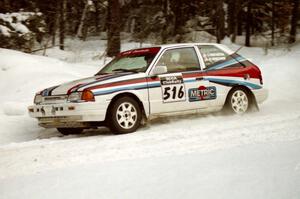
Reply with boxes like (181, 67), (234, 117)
(67, 84), (84, 94)
(86, 65), (261, 91)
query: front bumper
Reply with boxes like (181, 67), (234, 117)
(28, 101), (109, 128)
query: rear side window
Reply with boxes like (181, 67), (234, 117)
(197, 45), (228, 69)
(155, 47), (200, 73)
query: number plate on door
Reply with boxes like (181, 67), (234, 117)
(160, 75), (186, 103)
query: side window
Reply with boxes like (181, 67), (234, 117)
(155, 47), (200, 73)
(197, 45), (228, 69)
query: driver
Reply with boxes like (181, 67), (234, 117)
(144, 54), (154, 66)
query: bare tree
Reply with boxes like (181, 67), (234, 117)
(107, 0), (121, 57)
(77, 0), (89, 39)
(271, 0), (275, 46)
(52, 1), (60, 46)
(161, 0), (171, 44)
(227, 0), (235, 37)
(172, 0), (183, 36)
(289, 0), (300, 43)
(215, 0), (225, 43)
(59, 0), (67, 50)
(245, 0), (252, 47)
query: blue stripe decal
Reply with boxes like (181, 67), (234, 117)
(205, 56), (246, 71)
(183, 77), (261, 90)
(93, 77), (261, 96)
(42, 85), (58, 96)
(42, 89), (48, 96)
(184, 79), (196, 83)
(205, 78), (262, 89)
(93, 82), (161, 96)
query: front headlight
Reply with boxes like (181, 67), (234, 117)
(34, 94), (43, 104)
(68, 91), (95, 102)
(68, 92), (82, 102)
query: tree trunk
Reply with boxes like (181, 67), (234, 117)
(107, 0), (121, 57)
(231, 0), (241, 42)
(271, 0), (275, 46)
(59, 0), (67, 50)
(161, 0), (170, 44)
(94, 0), (100, 33)
(227, 0), (235, 36)
(215, 0), (225, 43)
(289, 0), (299, 43)
(245, 0), (252, 47)
(173, 0), (183, 36)
(237, 14), (243, 36)
(77, 0), (89, 39)
(52, 1), (60, 46)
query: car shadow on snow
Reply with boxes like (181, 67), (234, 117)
(35, 110), (256, 140)
(37, 126), (112, 140)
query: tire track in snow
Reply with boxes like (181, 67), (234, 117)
(0, 110), (299, 179)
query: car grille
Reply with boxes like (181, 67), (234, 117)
(42, 95), (68, 104)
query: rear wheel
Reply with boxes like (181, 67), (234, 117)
(57, 128), (83, 135)
(225, 87), (251, 114)
(107, 96), (142, 134)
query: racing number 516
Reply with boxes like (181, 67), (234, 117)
(163, 85), (185, 102)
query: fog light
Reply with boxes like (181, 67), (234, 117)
(68, 106), (75, 111)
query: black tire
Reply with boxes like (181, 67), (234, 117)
(57, 128), (83, 135)
(107, 96), (142, 134)
(224, 87), (252, 114)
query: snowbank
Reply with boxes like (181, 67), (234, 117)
(0, 48), (96, 104)
(0, 48), (97, 143)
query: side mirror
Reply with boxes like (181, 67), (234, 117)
(151, 65), (168, 76)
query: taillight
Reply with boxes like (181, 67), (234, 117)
(259, 73), (263, 85)
(81, 90), (95, 102)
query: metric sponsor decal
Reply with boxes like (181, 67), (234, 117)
(160, 75), (186, 103)
(188, 86), (217, 102)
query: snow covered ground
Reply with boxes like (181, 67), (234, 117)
(0, 39), (300, 199)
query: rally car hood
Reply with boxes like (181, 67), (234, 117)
(41, 72), (145, 96)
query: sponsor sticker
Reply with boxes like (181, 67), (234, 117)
(160, 75), (186, 103)
(160, 75), (183, 85)
(188, 86), (217, 102)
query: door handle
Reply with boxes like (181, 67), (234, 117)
(196, 77), (205, 81)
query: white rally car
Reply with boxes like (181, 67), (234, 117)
(28, 43), (268, 135)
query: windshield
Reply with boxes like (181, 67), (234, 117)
(97, 47), (161, 75)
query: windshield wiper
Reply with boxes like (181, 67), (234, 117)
(112, 68), (140, 73)
(95, 72), (111, 76)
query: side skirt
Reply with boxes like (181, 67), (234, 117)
(148, 106), (223, 120)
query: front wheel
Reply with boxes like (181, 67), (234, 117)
(225, 88), (251, 114)
(107, 97), (142, 134)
